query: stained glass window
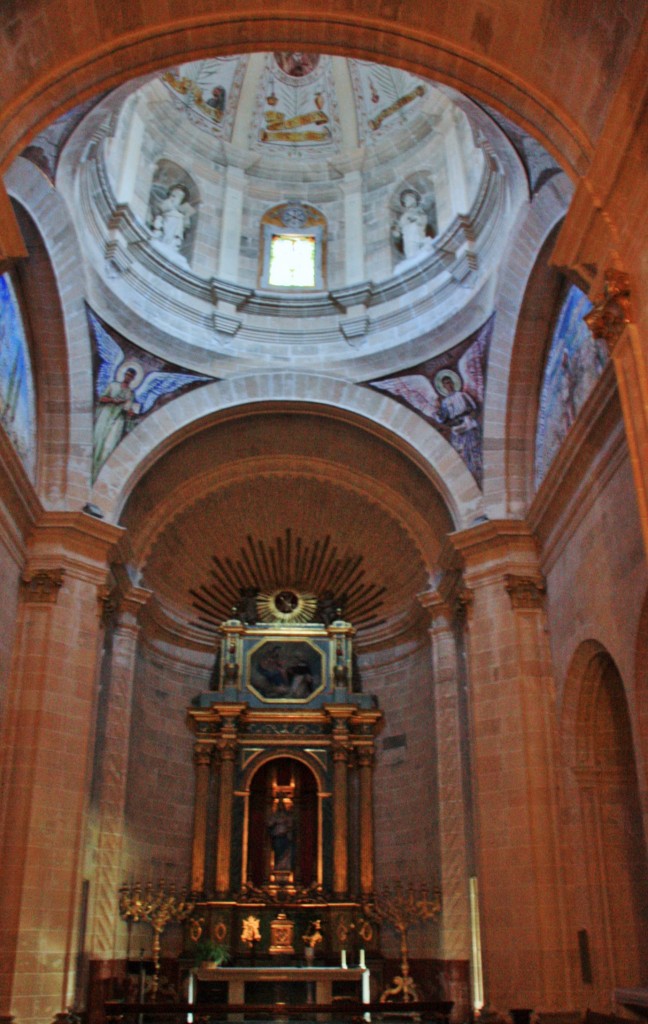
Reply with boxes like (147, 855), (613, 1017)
(268, 234), (316, 287)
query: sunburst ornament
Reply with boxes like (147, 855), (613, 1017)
(258, 588), (318, 623)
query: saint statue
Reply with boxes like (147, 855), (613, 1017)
(267, 798), (294, 873)
(149, 182), (195, 266)
(392, 188), (435, 265)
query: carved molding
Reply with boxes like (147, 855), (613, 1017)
(504, 573), (546, 609)
(21, 567), (65, 604)
(584, 268), (631, 354)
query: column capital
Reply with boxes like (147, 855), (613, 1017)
(26, 511), (124, 586)
(193, 743), (213, 768)
(584, 268), (631, 355)
(442, 520), (541, 587)
(504, 573), (546, 610)
(20, 567), (65, 604)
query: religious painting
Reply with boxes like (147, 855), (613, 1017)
(0, 274), (36, 480)
(20, 93), (108, 182)
(534, 285), (604, 487)
(88, 306), (215, 479)
(252, 53), (338, 149)
(364, 316), (494, 486)
(161, 56), (247, 139)
(247, 639), (324, 702)
(348, 60), (426, 143)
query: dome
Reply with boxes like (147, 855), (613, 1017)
(49, 51), (544, 377)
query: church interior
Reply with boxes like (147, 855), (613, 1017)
(0, 4), (647, 1024)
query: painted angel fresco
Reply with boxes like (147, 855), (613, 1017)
(368, 317), (491, 485)
(90, 311), (212, 478)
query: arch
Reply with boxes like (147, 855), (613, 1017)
(481, 172), (573, 517)
(90, 374), (484, 528)
(561, 640), (648, 1004)
(0, 7), (609, 184)
(5, 157), (94, 507)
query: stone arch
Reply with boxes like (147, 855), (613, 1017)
(481, 173), (573, 517)
(560, 640), (648, 1004)
(5, 157), (94, 507)
(90, 374), (484, 528)
(4, 4), (630, 184)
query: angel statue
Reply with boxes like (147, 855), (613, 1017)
(90, 311), (211, 478)
(392, 188), (435, 267)
(148, 182), (195, 267)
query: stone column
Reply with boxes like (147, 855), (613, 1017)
(215, 731), (238, 896)
(420, 589), (472, 964)
(357, 748), (375, 896)
(88, 581), (151, 965)
(341, 170), (365, 283)
(329, 711), (350, 896)
(445, 521), (571, 1013)
(0, 512), (122, 1024)
(217, 163), (247, 282)
(191, 744), (213, 894)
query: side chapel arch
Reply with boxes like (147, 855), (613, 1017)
(561, 641), (648, 1003)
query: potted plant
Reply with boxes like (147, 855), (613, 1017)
(191, 939), (230, 969)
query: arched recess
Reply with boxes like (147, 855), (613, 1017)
(91, 376), (483, 529)
(633, 588), (648, 837)
(481, 173), (572, 517)
(5, 157), (94, 507)
(241, 752), (325, 890)
(561, 640), (648, 1005)
(0, 5), (616, 183)
(500, 221), (565, 516)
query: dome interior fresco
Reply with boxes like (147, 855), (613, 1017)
(29, 50), (562, 377)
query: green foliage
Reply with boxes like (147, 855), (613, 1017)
(191, 939), (230, 965)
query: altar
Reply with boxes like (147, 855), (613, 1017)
(194, 965), (369, 1008)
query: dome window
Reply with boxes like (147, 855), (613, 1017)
(260, 202), (326, 289)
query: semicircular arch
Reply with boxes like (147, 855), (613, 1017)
(0, 11), (599, 182)
(5, 156), (94, 507)
(91, 375), (483, 529)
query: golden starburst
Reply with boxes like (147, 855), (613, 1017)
(257, 588), (318, 623)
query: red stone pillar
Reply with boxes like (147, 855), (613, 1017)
(87, 582), (150, 966)
(0, 512), (123, 1024)
(445, 521), (572, 1013)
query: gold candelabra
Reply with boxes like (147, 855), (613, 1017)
(118, 880), (195, 998)
(365, 882), (441, 1002)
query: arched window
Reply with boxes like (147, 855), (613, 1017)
(260, 202), (326, 289)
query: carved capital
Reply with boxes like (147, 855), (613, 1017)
(332, 741), (350, 763)
(218, 739), (238, 762)
(98, 584), (119, 626)
(356, 748), (374, 770)
(584, 268), (631, 354)
(21, 567), (65, 604)
(504, 573), (546, 609)
(193, 744), (212, 768)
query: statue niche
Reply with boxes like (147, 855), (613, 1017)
(247, 758), (318, 889)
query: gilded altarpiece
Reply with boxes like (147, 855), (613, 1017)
(186, 605), (382, 963)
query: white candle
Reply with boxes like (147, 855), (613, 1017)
(359, 948), (366, 968)
(341, 949), (347, 968)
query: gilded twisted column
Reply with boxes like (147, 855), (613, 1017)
(191, 744), (213, 894)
